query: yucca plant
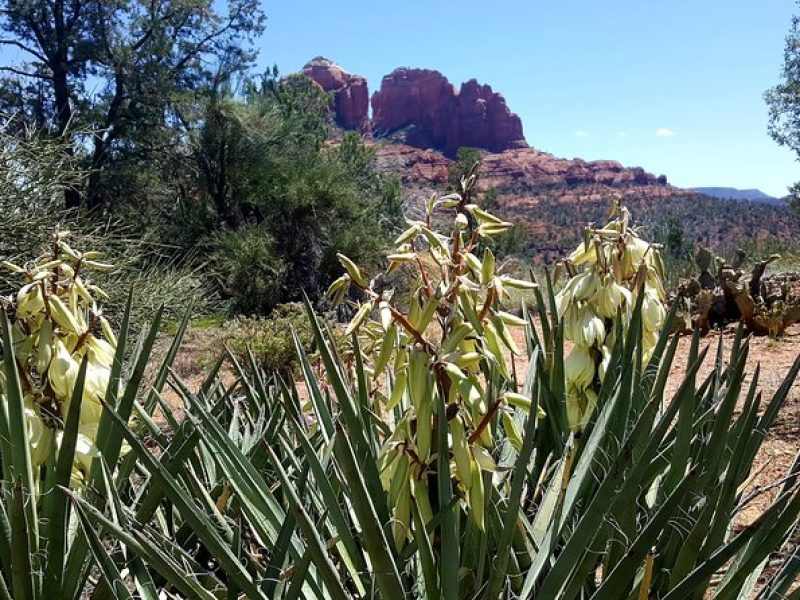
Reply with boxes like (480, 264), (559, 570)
(74, 285), (798, 599)
(0, 188), (798, 598)
(85, 188), (800, 598)
(0, 235), (193, 599)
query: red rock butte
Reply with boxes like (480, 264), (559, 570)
(302, 58), (527, 156)
(302, 57), (370, 132)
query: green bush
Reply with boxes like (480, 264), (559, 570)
(222, 303), (314, 377)
(210, 225), (287, 315)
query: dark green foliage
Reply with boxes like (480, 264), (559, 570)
(650, 213), (695, 286)
(2, 64), (403, 318)
(0, 0), (265, 209)
(194, 79), (403, 311)
(0, 120), (218, 326)
(210, 226), (287, 315)
(504, 191), (799, 267)
(0, 7), (401, 316)
(487, 220), (528, 257)
(448, 146), (483, 189)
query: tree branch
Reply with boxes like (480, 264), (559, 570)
(172, 5), (247, 72)
(131, 2), (183, 52)
(0, 38), (47, 62)
(65, 0), (84, 30)
(0, 65), (50, 79)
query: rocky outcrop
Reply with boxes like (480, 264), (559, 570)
(373, 141), (800, 264)
(299, 59), (526, 154)
(302, 57), (369, 131)
(374, 144), (667, 192)
(371, 68), (527, 155)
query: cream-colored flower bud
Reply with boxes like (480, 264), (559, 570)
(36, 319), (54, 375)
(555, 289), (571, 318)
(48, 294), (84, 335)
(598, 346), (612, 380)
(642, 329), (660, 365)
(17, 283), (44, 318)
(642, 289), (666, 333)
(572, 270), (599, 302)
(574, 307), (606, 348)
(568, 240), (597, 267)
(565, 345), (595, 390)
(87, 336), (115, 366)
(594, 275), (630, 319)
(48, 339), (79, 400)
(626, 235), (650, 265)
(566, 387), (598, 432)
(57, 423), (100, 480)
(24, 395), (53, 468)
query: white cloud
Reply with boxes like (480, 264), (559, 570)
(656, 128), (676, 137)
(574, 130), (589, 137)
(617, 131), (627, 139)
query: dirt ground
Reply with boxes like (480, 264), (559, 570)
(665, 326), (800, 526)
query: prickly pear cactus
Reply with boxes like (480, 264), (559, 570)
(671, 247), (800, 336)
(327, 173), (540, 547)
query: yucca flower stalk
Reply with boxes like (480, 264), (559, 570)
(1, 231), (117, 491)
(556, 201), (667, 431)
(327, 171), (540, 545)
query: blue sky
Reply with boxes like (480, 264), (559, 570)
(259, 0), (799, 197)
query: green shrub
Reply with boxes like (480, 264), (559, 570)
(210, 225), (287, 315)
(222, 303), (314, 377)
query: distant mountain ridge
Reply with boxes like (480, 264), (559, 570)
(297, 58), (800, 258)
(691, 187), (784, 205)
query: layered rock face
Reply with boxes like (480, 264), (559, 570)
(373, 145), (667, 191)
(302, 57), (369, 131)
(301, 59), (527, 155)
(371, 68), (527, 155)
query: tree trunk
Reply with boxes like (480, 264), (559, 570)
(51, 62), (82, 209)
(84, 69), (126, 211)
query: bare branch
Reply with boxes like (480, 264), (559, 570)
(0, 38), (47, 62)
(0, 65), (50, 80)
(172, 4), (247, 72)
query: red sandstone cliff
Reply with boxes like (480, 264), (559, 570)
(299, 59), (799, 255)
(373, 144), (667, 192)
(302, 59), (526, 155)
(302, 57), (369, 131)
(371, 68), (527, 155)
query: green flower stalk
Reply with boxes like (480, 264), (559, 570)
(557, 203), (666, 431)
(328, 175), (541, 547)
(1, 232), (118, 491)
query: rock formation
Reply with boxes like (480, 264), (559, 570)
(297, 58), (800, 261)
(300, 60), (527, 155)
(302, 57), (369, 131)
(371, 68), (527, 155)
(373, 144), (666, 191)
